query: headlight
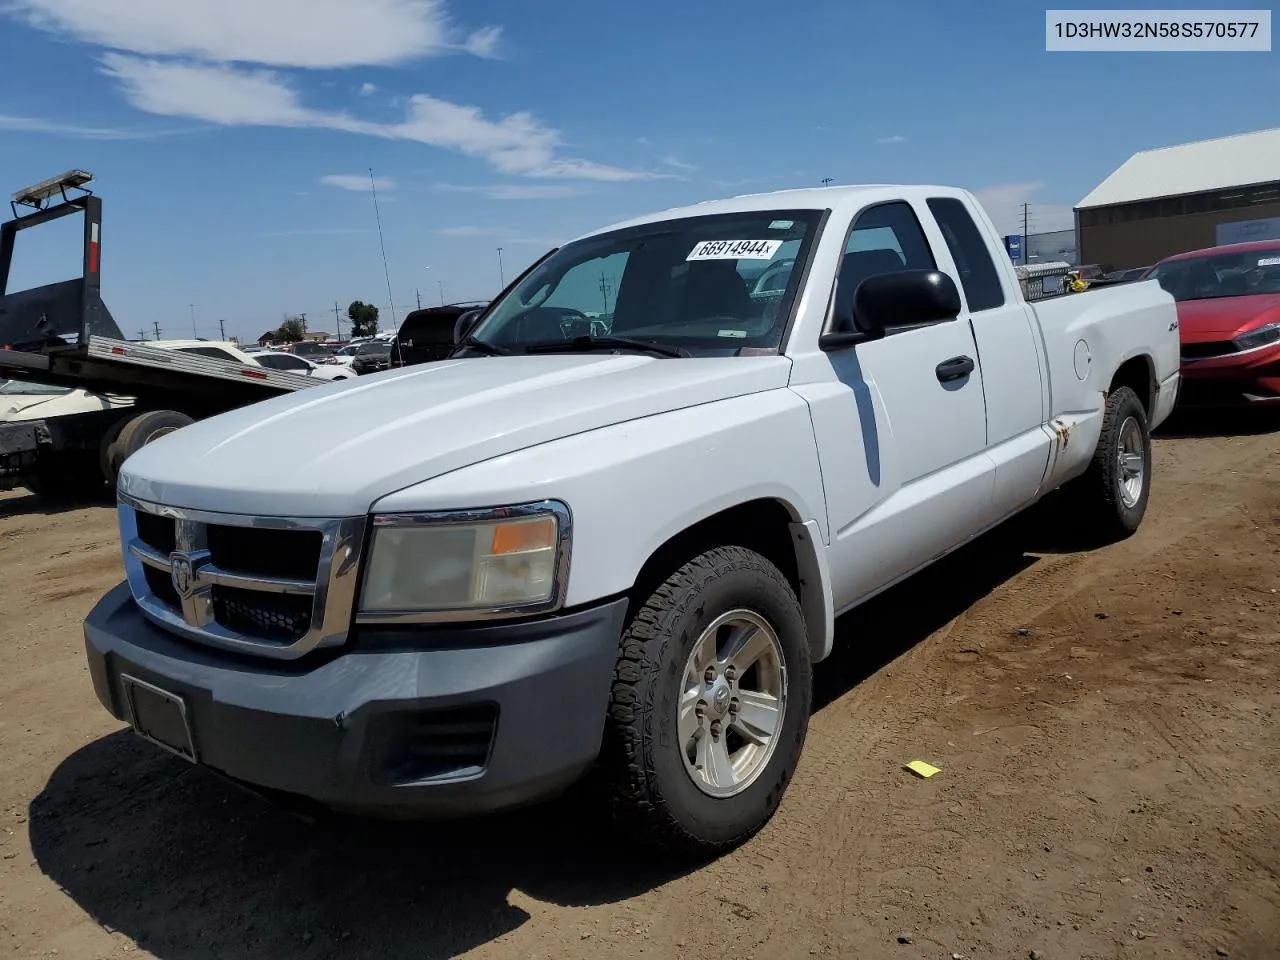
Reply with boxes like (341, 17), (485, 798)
(1233, 321), (1280, 352)
(357, 501), (570, 621)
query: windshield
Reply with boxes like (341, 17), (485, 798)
(469, 209), (824, 356)
(1148, 249), (1280, 302)
(0, 379), (73, 395)
(358, 342), (391, 355)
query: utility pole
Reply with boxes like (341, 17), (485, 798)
(438, 280), (445, 305)
(598, 271), (612, 313)
(137, 328), (147, 341)
(416, 289), (422, 310)
(497, 247), (505, 288)
(333, 301), (343, 341)
(299, 312), (307, 333)
(189, 303), (197, 337)
(153, 321), (161, 339)
(821, 177), (834, 187)
(1022, 203), (1031, 265)
(218, 319), (226, 340)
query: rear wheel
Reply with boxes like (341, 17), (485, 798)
(600, 545), (812, 855)
(1071, 385), (1151, 540)
(104, 410), (195, 484)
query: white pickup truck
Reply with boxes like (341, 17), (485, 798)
(84, 185), (1180, 854)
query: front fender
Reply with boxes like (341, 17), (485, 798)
(370, 388), (829, 615)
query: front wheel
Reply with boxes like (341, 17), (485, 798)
(601, 545), (812, 855)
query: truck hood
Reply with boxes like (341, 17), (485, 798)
(119, 353), (793, 517)
(1177, 294), (1280, 341)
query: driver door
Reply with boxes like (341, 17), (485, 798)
(814, 200), (993, 604)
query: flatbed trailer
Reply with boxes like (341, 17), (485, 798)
(0, 171), (324, 498)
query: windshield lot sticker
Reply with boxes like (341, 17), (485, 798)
(717, 329), (747, 338)
(1257, 257), (1280, 266)
(687, 239), (782, 261)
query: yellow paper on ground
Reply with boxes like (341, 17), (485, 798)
(905, 760), (940, 778)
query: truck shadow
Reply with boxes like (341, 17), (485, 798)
(0, 489), (113, 518)
(27, 498), (1093, 959)
(1155, 406), (1280, 439)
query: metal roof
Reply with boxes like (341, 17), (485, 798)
(1076, 127), (1280, 210)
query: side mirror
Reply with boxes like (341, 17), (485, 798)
(819, 269), (962, 351)
(453, 309), (484, 344)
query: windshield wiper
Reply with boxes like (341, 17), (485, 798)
(523, 335), (687, 359)
(452, 334), (511, 357)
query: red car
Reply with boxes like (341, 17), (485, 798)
(1145, 240), (1280, 405)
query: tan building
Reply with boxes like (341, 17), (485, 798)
(1075, 127), (1280, 271)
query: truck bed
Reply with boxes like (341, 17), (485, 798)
(0, 336), (322, 409)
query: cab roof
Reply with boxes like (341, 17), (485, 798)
(571, 184), (977, 243)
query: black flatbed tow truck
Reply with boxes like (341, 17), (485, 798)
(0, 170), (325, 498)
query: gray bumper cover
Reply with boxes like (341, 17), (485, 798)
(84, 582), (629, 817)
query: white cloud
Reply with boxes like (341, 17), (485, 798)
(96, 56), (660, 182)
(635, 136), (651, 146)
(972, 180), (1075, 236)
(876, 135), (907, 145)
(0, 113), (178, 140)
(7, 0), (498, 68)
(435, 182), (594, 200)
(358, 82), (378, 97)
(462, 25), (503, 58)
(661, 155), (697, 172)
(319, 174), (394, 192)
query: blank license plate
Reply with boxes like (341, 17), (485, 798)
(121, 674), (197, 763)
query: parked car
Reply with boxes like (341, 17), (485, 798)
(287, 340), (335, 362)
(1073, 263), (1113, 281)
(254, 351), (355, 382)
(396, 302), (489, 366)
(350, 339), (394, 375)
(1104, 266), (1151, 283)
(84, 183), (1179, 855)
(1145, 240), (1280, 405)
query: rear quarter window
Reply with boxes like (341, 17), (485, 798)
(926, 197), (1007, 312)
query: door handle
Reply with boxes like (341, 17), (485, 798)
(935, 355), (975, 382)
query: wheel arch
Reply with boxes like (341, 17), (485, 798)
(628, 498), (835, 664)
(1108, 353), (1156, 417)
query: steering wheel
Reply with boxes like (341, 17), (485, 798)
(520, 305), (593, 340)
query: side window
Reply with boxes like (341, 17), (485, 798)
(178, 346), (239, 362)
(834, 201), (937, 328)
(926, 197), (1006, 311)
(267, 354), (309, 371)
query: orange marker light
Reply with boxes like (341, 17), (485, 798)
(490, 516), (556, 555)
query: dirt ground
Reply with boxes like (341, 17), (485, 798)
(1, 411), (1278, 960)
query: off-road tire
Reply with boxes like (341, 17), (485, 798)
(106, 410), (195, 480)
(600, 545), (812, 856)
(1073, 385), (1151, 541)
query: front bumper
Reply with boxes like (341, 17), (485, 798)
(84, 582), (629, 817)
(1179, 341), (1280, 405)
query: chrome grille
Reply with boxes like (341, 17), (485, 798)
(118, 494), (367, 660)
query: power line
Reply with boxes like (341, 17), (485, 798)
(369, 167), (398, 328)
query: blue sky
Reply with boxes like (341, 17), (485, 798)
(0, 0), (1275, 343)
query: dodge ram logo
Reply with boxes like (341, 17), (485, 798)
(170, 553), (196, 599)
